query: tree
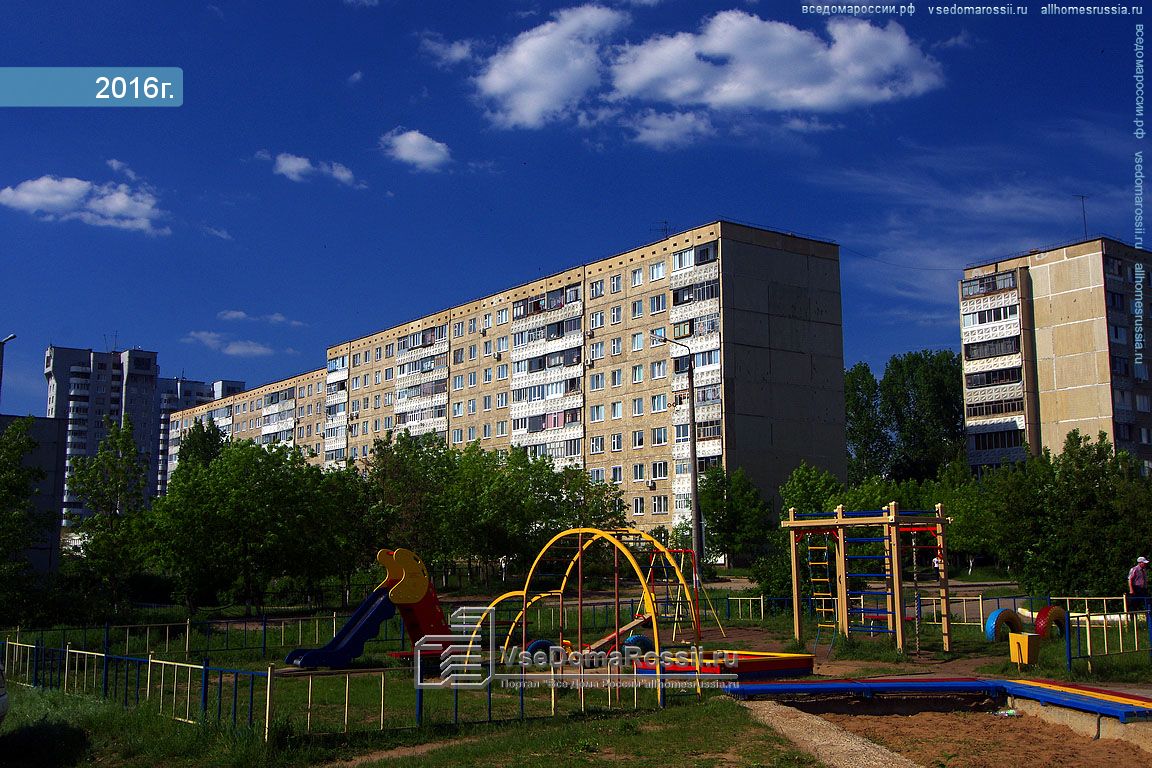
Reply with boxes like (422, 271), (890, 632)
(67, 415), (149, 612)
(981, 431), (1152, 595)
(0, 418), (47, 619)
(879, 350), (964, 481)
(778, 462), (843, 516)
(844, 362), (892, 483)
(176, 418), (226, 469)
(699, 466), (774, 564)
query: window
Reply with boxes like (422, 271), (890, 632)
(650, 294), (666, 314)
(633, 497), (645, 516)
(632, 430), (644, 448)
(652, 393), (667, 412)
(497, 364), (508, 380)
(650, 261), (665, 281)
(631, 268), (643, 287)
(964, 336), (1020, 361)
(468, 372), (477, 387)
(611, 337), (622, 355)
(452, 375), (464, 390)
(496, 420), (508, 436)
(590, 372), (605, 390)
(673, 248), (694, 271)
(652, 460), (668, 479)
(590, 279), (604, 298)
(453, 322), (464, 337)
(675, 424), (690, 443)
(590, 404), (605, 422)
(467, 426), (477, 441)
(610, 275), (622, 293)
(611, 369), (623, 387)
(611, 401), (623, 419)
(484, 367), (493, 383)
(454, 349), (465, 364)
(632, 397), (644, 416)
(452, 429), (463, 444)
(961, 271), (1017, 298)
(673, 320), (692, 339)
(1110, 324), (1130, 345)
(632, 364), (643, 383)
(497, 308), (509, 324)
(1107, 291), (1127, 311)
(965, 367), (1022, 388)
(1117, 423), (1134, 441)
(452, 402), (463, 417)
(469, 318), (477, 334)
(961, 304), (1019, 328)
(496, 392), (508, 407)
(589, 341), (605, 360)
(483, 395), (492, 411)
(632, 333), (644, 351)
(611, 465), (623, 483)
(611, 433), (623, 451)
(483, 423), (491, 439)
(610, 306), (622, 324)
(971, 429), (1025, 451)
(633, 463), (646, 481)
(469, 345), (478, 360)
(696, 420), (722, 440)
(591, 435), (604, 453)
(591, 311), (604, 329)
(1139, 393), (1152, 412)
(1115, 389), (1133, 409)
(631, 299), (644, 319)
(1113, 356), (1132, 377)
(651, 360), (667, 379)
(652, 495), (668, 514)
(484, 340), (493, 356)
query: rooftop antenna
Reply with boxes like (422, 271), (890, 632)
(653, 220), (671, 239)
(1074, 195), (1089, 240)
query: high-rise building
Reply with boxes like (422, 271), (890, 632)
(164, 369), (325, 483)
(44, 345), (240, 521)
(169, 221), (846, 527)
(959, 237), (1152, 469)
(0, 414), (67, 572)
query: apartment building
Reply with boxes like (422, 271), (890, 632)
(164, 368), (325, 482)
(318, 221), (845, 524)
(959, 237), (1152, 469)
(44, 345), (241, 521)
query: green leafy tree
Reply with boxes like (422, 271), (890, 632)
(778, 462), (843, 516)
(176, 418), (227, 469)
(982, 431), (1152, 595)
(879, 350), (964, 481)
(67, 415), (149, 612)
(699, 466), (774, 564)
(844, 362), (892, 483)
(0, 418), (47, 619)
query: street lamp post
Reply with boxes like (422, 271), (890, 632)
(0, 333), (15, 411)
(655, 332), (704, 588)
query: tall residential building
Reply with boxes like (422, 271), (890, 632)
(169, 221), (845, 527)
(0, 414), (67, 572)
(44, 345), (240, 521)
(325, 221), (845, 522)
(959, 237), (1152, 469)
(164, 369), (325, 483)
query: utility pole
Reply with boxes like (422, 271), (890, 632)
(0, 333), (15, 411)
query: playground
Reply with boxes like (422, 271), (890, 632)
(7, 512), (1152, 766)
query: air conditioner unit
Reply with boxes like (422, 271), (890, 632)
(585, 360), (594, 368)
(647, 480), (657, 490)
(586, 330), (595, 339)
(480, 328), (487, 336)
(494, 352), (501, 361)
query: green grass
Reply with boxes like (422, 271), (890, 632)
(947, 566), (1014, 583)
(1, 685), (825, 768)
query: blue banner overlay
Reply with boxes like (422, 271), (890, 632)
(0, 68), (183, 107)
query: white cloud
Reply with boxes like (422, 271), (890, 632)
(202, 225), (233, 240)
(106, 159), (139, 181)
(217, 309), (306, 327)
(183, 331), (226, 349)
(381, 128), (452, 171)
(269, 152), (363, 187)
(0, 174), (169, 234)
(222, 340), (274, 357)
(783, 116), (840, 133)
(347, 70), (364, 84)
(421, 33), (474, 67)
(631, 110), (714, 149)
(344, 0), (378, 6)
(611, 13), (943, 112)
(475, 5), (628, 128)
(183, 330), (276, 357)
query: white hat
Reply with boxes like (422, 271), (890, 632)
(1139, 557), (1149, 564)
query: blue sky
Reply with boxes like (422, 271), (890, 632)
(0, 0), (1139, 415)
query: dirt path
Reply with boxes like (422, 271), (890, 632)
(742, 699), (920, 768)
(323, 736), (482, 767)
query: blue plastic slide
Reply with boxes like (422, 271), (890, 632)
(285, 584), (397, 668)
